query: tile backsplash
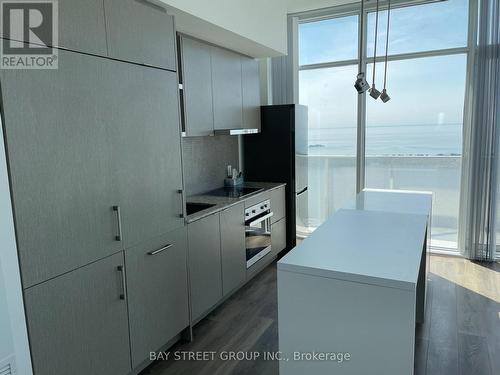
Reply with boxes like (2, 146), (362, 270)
(182, 135), (239, 196)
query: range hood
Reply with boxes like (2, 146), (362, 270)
(213, 128), (259, 136)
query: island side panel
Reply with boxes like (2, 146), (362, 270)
(278, 269), (416, 375)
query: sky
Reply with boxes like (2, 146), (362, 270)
(298, 0), (469, 129)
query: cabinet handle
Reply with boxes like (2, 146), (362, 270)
(117, 265), (127, 300)
(113, 205), (123, 241)
(148, 243), (173, 256)
(178, 189), (184, 218)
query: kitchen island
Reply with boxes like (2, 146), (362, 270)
(277, 190), (432, 375)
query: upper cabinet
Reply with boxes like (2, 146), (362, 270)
(211, 46), (243, 130)
(179, 36), (214, 136)
(57, 0), (108, 55)
(179, 36), (261, 136)
(104, 0), (176, 70)
(0, 0), (108, 56)
(241, 57), (262, 131)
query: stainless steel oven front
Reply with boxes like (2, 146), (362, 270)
(245, 200), (273, 268)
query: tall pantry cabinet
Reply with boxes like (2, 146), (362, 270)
(0, 1), (188, 375)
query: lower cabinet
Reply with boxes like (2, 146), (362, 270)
(125, 226), (190, 368)
(271, 217), (287, 257)
(24, 252), (131, 375)
(188, 213), (223, 321)
(220, 203), (246, 296)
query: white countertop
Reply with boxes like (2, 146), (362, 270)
(278, 208), (429, 291)
(344, 188), (432, 216)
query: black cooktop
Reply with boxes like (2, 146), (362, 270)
(205, 186), (263, 199)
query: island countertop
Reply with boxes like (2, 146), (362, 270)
(278, 209), (429, 290)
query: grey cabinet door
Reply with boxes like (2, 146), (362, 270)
(188, 213), (222, 321)
(211, 46), (243, 129)
(108, 63), (184, 248)
(180, 36), (214, 136)
(24, 252), (131, 375)
(270, 186), (286, 224)
(0, 0), (107, 56)
(220, 203), (246, 296)
(104, 0), (176, 70)
(241, 57), (261, 130)
(271, 217), (286, 257)
(0, 51), (123, 287)
(126, 227), (189, 368)
(58, 0), (108, 55)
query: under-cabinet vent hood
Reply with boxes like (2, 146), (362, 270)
(213, 128), (259, 136)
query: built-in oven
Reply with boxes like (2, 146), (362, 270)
(245, 200), (273, 268)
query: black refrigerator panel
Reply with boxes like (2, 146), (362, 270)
(243, 104), (308, 252)
(244, 105), (295, 185)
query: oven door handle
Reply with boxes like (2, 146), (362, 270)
(248, 212), (274, 227)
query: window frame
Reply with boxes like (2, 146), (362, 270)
(294, 0), (478, 254)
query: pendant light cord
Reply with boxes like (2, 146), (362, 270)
(372, 0), (380, 86)
(383, 0), (391, 90)
(358, 0), (365, 75)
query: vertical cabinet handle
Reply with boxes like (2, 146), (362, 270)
(117, 265), (127, 300)
(178, 189), (184, 218)
(113, 205), (123, 241)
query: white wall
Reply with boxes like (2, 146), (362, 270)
(161, 0), (288, 57)
(0, 119), (32, 375)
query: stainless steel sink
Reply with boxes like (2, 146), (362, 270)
(186, 202), (216, 216)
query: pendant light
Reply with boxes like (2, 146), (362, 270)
(369, 0), (381, 99)
(380, 0), (392, 103)
(354, 0), (370, 94)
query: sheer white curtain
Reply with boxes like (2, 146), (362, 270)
(458, 0), (500, 261)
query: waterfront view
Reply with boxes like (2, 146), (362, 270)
(298, 153), (461, 249)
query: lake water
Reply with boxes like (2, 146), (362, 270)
(308, 123), (462, 156)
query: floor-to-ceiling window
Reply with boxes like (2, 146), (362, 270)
(297, 0), (471, 250)
(298, 14), (360, 233)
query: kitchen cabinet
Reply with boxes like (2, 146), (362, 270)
(57, 0), (108, 55)
(0, 50), (123, 287)
(1, 51), (184, 287)
(220, 203), (246, 296)
(126, 226), (189, 368)
(24, 252), (131, 375)
(270, 186), (286, 224)
(108, 61), (184, 248)
(179, 38), (262, 136)
(241, 57), (261, 130)
(188, 213), (223, 321)
(0, 0), (107, 56)
(211, 46), (243, 130)
(104, 0), (176, 70)
(179, 36), (214, 136)
(271, 218), (286, 258)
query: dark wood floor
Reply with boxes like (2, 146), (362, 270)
(143, 255), (499, 375)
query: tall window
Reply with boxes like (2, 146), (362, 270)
(298, 0), (470, 250)
(299, 15), (360, 233)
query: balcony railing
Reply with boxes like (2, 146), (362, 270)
(297, 154), (461, 249)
